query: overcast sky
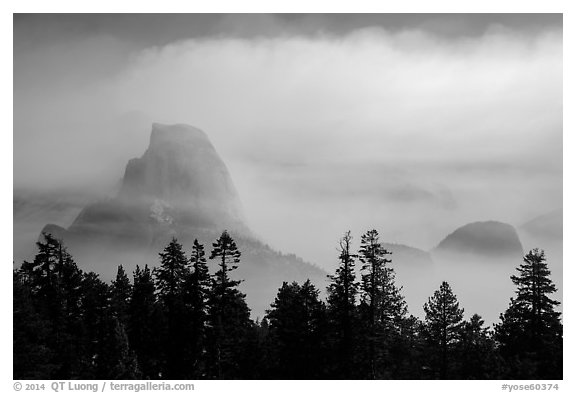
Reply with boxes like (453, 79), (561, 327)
(13, 14), (562, 267)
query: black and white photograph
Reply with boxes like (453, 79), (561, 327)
(10, 10), (566, 384)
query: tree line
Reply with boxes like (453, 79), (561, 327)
(13, 229), (562, 380)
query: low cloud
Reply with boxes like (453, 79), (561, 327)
(14, 21), (562, 268)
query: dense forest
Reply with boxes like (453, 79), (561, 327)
(13, 230), (562, 380)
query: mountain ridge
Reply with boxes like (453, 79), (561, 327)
(38, 123), (326, 317)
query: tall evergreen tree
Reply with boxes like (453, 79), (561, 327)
(494, 248), (562, 379)
(206, 230), (252, 379)
(209, 230), (242, 291)
(128, 265), (162, 379)
(17, 229), (567, 380)
(54, 239), (84, 378)
(357, 229), (407, 378)
(423, 281), (464, 379)
(154, 238), (189, 378)
(20, 234), (71, 323)
(19, 233), (84, 378)
(110, 265), (131, 326)
(182, 239), (212, 378)
(19, 233), (61, 296)
(390, 314), (427, 379)
(80, 271), (139, 379)
(456, 314), (500, 379)
(13, 270), (54, 379)
(326, 231), (359, 378)
(155, 238), (188, 304)
(78, 271), (110, 378)
(266, 280), (328, 379)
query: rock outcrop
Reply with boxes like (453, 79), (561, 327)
(40, 123), (326, 317)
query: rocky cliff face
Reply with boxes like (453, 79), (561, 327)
(39, 123), (325, 318)
(118, 124), (244, 226)
(67, 123), (247, 242)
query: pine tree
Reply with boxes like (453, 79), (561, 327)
(20, 233), (66, 320)
(494, 248), (562, 379)
(326, 231), (359, 378)
(182, 239), (212, 378)
(510, 249), (561, 339)
(299, 279), (329, 378)
(456, 314), (499, 379)
(154, 238), (189, 378)
(128, 265), (162, 379)
(209, 230), (242, 292)
(54, 239), (84, 378)
(155, 238), (188, 304)
(357, 229), (407, 378)
(423, 281), (464, 379)
(265, 280), (328, 379)
(20, 233), (60, 289)
(206, 230), (252, 379)
(78, 271), (110, 378)
(13, 270), (55, 379)
(19, 233), (84, 378)
(390, 315), (427, 379)
(110, 265), (131, 326)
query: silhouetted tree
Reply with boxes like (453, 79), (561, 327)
(155, 238), (188, 303)
(206, 231), (252, 379)
(79, 271), (110, 378)
(266, 280), (328, 379)
(245, 318), (271, 379)
(154, 238), (189, 378)
(456, 314), (500, 379)
(390, 315), (427, 379)
(128, 265), (162, 379)
(209, 230), (242, 291)
(182, 239), (212, 378)
(13, 270), (54, 379)
(79, 270), (139, 379)
(357, 229), (407, 378)
(423, 281), (464, 379)
(19, 233), (84, 378)
(326, 230), (359, 378)
(15, 229), (565, 381)
(19, 233), (62, 300)
(110, 265), (131, 326)
(494, 248), (562, 379)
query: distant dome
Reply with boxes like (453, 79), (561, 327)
(435, 221), (524, 258)
(61, 123), (248, 245)
(116, 123), (245, 228)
